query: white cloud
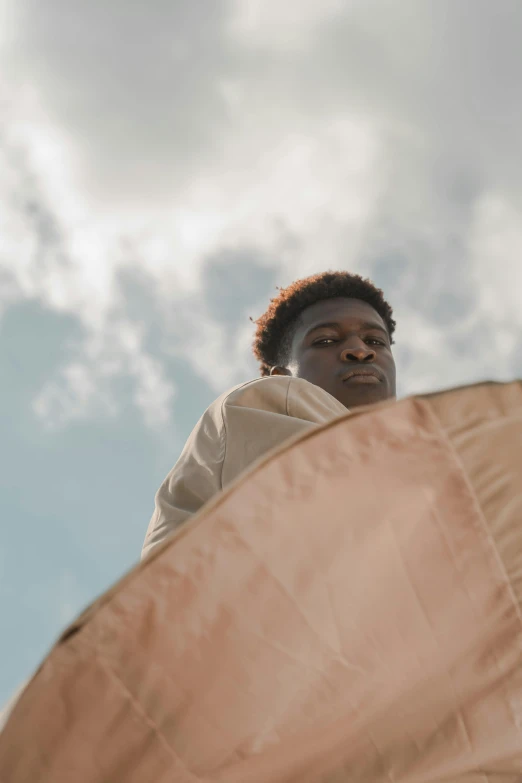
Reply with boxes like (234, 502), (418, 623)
(32, 316), (176, 430)
(132, 352), (176, 430)
(1, 0), (522, 428)
(33, 363), (100, 427)
(227, 0), (348, 50)
(469, 192), (522, 325)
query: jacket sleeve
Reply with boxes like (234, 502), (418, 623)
(141, 399), (226, 560)
(141, 376), (346, 559)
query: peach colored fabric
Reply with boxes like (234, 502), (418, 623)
(1, 380), (522, 783)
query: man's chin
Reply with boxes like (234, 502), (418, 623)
(339, 386), (392, 410)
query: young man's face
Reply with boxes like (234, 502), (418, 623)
(270, 297), (396, 410)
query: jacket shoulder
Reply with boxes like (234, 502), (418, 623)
(220, 376), (293, 414)
(216, 375), (346, 421)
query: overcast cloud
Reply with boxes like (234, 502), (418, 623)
(1, 0), (521, 704)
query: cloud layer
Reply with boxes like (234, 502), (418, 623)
(2, 0), (521, 429)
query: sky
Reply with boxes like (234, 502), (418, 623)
(1, 0), (522, 706)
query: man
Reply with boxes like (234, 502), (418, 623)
(142, 270), (397, 558)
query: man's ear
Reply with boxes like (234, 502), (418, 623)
(269, 365), (292, 377)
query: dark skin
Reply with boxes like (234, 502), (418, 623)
(270, 297), (396, 410)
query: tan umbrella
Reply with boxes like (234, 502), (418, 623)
(1, 380), (522, 783)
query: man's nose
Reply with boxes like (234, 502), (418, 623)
(340, 345), (376, 362)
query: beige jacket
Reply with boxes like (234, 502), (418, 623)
(142, 376), (347, 559)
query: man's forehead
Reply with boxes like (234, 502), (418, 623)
(296, 297), (385, 332)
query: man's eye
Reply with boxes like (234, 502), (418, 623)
(366, 338), (385, 346)
(313, 338), (336, 346)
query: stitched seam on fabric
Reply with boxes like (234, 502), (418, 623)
(94, 650), (204, 783)
(432, 404), (522, 632)
(88, 619), (250, 771)
(422, 399), (522, 754)
(219, 396), (227, 492)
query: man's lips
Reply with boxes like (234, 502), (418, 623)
(340, 367), (382, 384)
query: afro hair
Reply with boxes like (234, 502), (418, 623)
(251, 270), (396, 376)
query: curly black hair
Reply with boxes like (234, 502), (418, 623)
(251, 270), (396, 376)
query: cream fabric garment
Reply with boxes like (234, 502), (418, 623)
(142, 376), (348, 559)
